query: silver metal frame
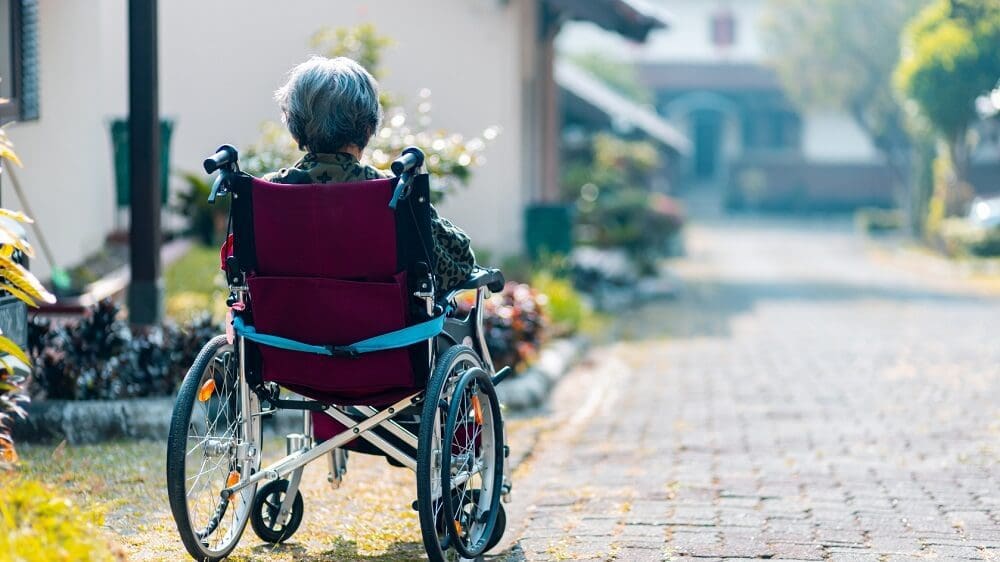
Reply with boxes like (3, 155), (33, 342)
(220, 285), (513, 509)
(221, 391), (423, 498)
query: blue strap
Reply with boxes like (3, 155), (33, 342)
(348, 311), (447, 353)
(233, 316), (333, 355)
(232, 312), (447, 357)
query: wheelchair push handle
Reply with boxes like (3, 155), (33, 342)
(204, 145), (240, 204)
(203, 144), (239, 174)
(391, 146), (425, 176)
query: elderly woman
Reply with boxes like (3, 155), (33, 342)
(265, 56), (476, 293)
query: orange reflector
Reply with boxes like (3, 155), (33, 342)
(197, 379), (216, 402)
(453, 520), (463, 536)
(471, 395), (483, 426)
(226, 470), (240, 502)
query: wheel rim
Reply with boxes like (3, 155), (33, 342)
(429, 365), (464, 553)
(182, 345), (259, 556)
(441, 368), (500, 558)
(260, 490), (286, 532)
(422, 350), (481, 561)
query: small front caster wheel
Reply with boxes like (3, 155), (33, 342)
(250, 479), (304, 544)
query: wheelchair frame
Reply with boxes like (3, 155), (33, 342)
(219, 281), (511, 523)
(167, 145), (512, 562)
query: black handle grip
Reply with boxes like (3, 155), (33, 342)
(203, 144), (239, 174)
(391, 147), (425, 176)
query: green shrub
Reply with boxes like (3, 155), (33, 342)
(175, 172), (229, 246)
(577, 188), (683, 275)
(934, 217), (1000, 257)
(0, 478), (118, 561)
(855, 208), (905, 235)
(969, 228), (1000, 257)
(530, 271), (590, 337)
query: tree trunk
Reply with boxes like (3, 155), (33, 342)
(944, 129), (974, 215)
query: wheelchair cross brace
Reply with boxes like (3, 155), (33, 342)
(221, 391), (423, 500)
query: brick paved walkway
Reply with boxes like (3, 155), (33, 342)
(502, 219), (1000, 561)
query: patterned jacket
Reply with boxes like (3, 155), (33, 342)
(263, 152), (476, 292)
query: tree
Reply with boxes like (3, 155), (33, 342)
(760, 0), (927, 202)
(895, 0), (1000, 212)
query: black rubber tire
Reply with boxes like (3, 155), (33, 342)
(249, 479), (304, 544)
(416, 345), (483, 562)
(439, 367), (504, 559)
(488, 501), (506, 552)
(466, 490), (506, 552)
(167, 335), (257, 562)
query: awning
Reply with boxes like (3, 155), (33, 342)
(557, 60), (691, 155)
(544, 0), (671, 42)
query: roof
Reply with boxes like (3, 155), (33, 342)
(638, 62), (783, 92)
(556, 60), (691, 154)
(544, 0), (671, 42)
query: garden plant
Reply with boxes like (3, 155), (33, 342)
(1, 126), (121, 561)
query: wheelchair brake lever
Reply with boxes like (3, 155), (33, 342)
(491, 366), (513, 386)
(208, 173), (227, 204)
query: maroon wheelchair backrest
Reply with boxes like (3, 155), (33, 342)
(249, 177), (398, 279)
(224, 174), (436, 405)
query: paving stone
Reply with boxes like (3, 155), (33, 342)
(505, 220), (1000, 561)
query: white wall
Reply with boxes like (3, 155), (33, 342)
(6, 0), (533, 280)
(801, 111), (881, 164)
(2, 0), (127, 280)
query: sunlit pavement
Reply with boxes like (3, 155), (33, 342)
(499, 217), (1000, 561)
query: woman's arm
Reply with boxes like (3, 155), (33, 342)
(429, 206), (476, 292)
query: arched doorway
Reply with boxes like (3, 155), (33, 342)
(663, 92), (741, 189)
(692, 108), (724, 181)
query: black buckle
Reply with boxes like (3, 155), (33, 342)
(326, 346), (360, 359)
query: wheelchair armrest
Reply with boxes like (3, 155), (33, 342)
(457, 268), (506, 293)
(439, 268), (506, 308)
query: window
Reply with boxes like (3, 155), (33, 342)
(710, 9), (736, 48)
(0, 0), (39, 124)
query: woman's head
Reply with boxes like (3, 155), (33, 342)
(275, 56), (382, 154)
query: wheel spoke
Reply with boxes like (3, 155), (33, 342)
(170, 343), (259, 558)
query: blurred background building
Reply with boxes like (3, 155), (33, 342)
(0, 0), (665, 282)
(560, 0), (899, 212)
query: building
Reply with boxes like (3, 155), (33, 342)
(557, 59), (690, 194)
(0, 0), (664, 282)
(558, 0), (899, 212)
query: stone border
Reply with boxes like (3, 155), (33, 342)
(13, 338), (586, 444)
(495, 337), (587, 411)
(14, 397), (176, 444)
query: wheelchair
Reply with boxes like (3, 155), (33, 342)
(165, 145), (512, 562)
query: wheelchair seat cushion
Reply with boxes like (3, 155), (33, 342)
(248, 272), (420, 401)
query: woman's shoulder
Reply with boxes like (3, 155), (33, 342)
(261, 167), (314, 184)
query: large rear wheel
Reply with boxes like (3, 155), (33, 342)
(167, 335), (262, 561)
(417, 346), (505, 562)
(440, 367), (504, 559)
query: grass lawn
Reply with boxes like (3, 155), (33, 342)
(8, 415), (543, 561)
(165, 244), (228, 323)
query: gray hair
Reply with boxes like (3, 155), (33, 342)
(275, 56), (383, 153)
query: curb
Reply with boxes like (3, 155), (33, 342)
(13, 397), (306, 445)
(495, 337), (587, 411)
(14, 339), (587, 444)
